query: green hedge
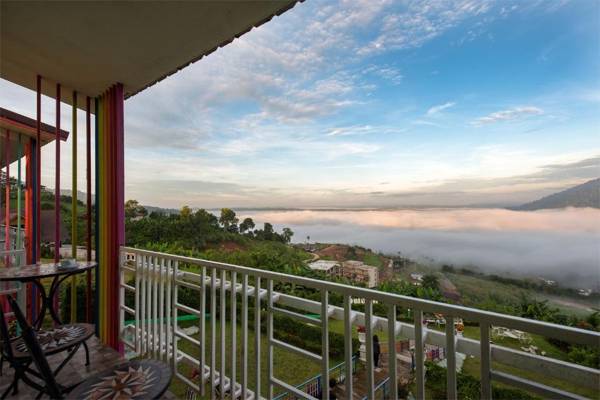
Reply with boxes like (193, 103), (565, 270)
(425, 361), (539, 400)
(60, 281), (96, 323)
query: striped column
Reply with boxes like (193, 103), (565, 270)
(96, 83), (125, 349)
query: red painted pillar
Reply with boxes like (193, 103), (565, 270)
(86, 96), (92, 323)
(96, 84), (125, 349)
(36, 75), (41, 263)
(25, 139), (34, 322)
(53, 84), (61, 320)
(4, 130), (10, 267)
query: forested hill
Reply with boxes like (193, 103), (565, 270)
(124, 202), (311, 275)
(515, 178), (600, 210)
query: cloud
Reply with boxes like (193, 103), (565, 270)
(357, 0), (494, 55)
(326, 125), (405, 137)
(427, 102), (456, 115)
(412, 119), (442, 127)
(248, 208), (600, 289)
(362, 64), (403, 85)
(472, 106), (544, 125)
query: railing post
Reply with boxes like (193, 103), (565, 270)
(267, 279), (274, 400)
(220, 270), (227, 400)
(172, 260), (179, 373)
(119, 250), (125, 346)
(321, 289), (329, 400)
(140, 255), (147, 355)
(159, 257), (165, 361)
(241, 274), (249, 400)
(231, 271), (237, 398)
(200, 266), (207, 396)
(414, 310), (425, 400)
(446, 316), (457, 400)
(480, 322), (492, 400)
(388, 305), (398, 400)
(152, 256), (158, 358)
(165, 259), (172, 362)
(343, 295), (353, 399)
(255, 276), (262, 399)
(134, 253), (141, 354)
(210, 268), (217, 399)
(365, 299), (374, 400)
(147, 256), (154, 354)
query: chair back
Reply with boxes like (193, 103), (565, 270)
(7, 296), (62, 398)
(0, 300), (15, 360)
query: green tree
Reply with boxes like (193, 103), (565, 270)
(282, 227), (294, 243)
(219, 208), (239, 232)
(422, 274), (439, 291)
(125, 199), (147, 219)
(239, 217), (255, 234)
(518, 296), (559, 322)
(263, 222), (274, 239)
(180, 205), (192, 218)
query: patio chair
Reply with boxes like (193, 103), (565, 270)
(6, 296), (172, 399)
(0, 300), (94, 399)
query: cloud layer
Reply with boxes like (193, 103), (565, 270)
(246, 208), (600, 289)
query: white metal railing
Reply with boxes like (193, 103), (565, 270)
(119, 247), (600, 400)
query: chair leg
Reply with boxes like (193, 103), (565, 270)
(83, 340), (90, 366)
(11, 374), (18, 395)
(1, 371), (18, 400)
(1, 383), (13, 400)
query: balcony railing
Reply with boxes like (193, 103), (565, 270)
(119, 246), (600, 400)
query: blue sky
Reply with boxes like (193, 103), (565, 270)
(1, 0), (599, 208)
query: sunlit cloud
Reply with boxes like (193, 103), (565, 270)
(427, 102), (456, 115)
(472, 106), (544, 126)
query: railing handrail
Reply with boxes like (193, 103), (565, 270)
(122, 246), (599, 347)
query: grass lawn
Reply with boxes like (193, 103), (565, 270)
(170, 319), (343, 399)
(362, 252), (383, 268)
(456, 325), (596, 399)
(461, 355), (598, 399)
(461, 325), (570, 362)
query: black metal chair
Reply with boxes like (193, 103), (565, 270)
(0, 299), (94, 399)
(7, 296), (172, 400)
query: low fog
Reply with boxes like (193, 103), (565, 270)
(244, 208), (600, 290)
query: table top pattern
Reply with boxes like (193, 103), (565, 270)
(67, 359), (172, 400)
(0, 261), (97, 282)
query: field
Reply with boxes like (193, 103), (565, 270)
(169, 319), (342, 398)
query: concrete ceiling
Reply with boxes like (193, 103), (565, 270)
(1, 1), (300, 109)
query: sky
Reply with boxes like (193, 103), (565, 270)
(1, 0), (599, 208)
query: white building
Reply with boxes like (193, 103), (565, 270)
(341, 260), (379, 288)
(307, 260), (340, 277)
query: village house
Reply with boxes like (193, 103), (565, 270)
(307, 260), (340, 277)
(341, 260), (379, 288)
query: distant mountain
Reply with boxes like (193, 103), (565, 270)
(60, 189), (91, 203)
(144, 205), (180, 215)
(515, 178), (600, 210)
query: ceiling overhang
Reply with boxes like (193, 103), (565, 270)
(1, 1), (301, 109)
(0, 107), (69, 165)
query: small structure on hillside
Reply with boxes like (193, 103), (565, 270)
(307, 260), (340, 277)
(341, 260), (379, 288)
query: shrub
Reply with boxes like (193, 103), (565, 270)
(425, 361), (539, 400)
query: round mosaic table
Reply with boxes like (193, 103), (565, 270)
(66, 359), (173, 400)
(0, 261), (96, 329)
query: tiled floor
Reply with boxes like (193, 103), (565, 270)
(0, 336), (177, 399)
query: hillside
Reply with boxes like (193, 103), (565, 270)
(516, 178), (600, 210)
